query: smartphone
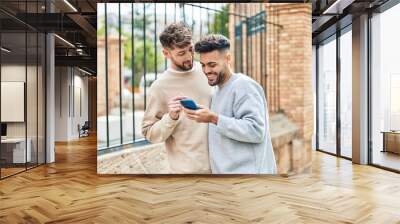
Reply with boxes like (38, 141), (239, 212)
(180, 98), (200, 110)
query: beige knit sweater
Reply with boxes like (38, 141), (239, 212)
(141, 63), (212, 174)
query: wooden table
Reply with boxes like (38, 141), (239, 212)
(381, 131), (400, 154)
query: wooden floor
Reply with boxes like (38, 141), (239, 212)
(372, 150), (400, 171)
(1, 135), (400, 223)
(1, 163), (45, 178)
(1, 167), (26, 178)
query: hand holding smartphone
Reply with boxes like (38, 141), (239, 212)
(180, 98), (200, 110)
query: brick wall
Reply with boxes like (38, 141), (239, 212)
(229, 3), (313, 173)
(269, 3), (313, 170)
(97, 36), (123, 117)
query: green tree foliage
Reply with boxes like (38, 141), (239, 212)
(209, 4), (229, 37)
(123, 37), (163, 87)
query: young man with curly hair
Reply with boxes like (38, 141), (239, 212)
(141, 22), (212, 174)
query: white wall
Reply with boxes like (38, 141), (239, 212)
(1, 65), (40, 138)
(1, 65), (27, 146)
(1, 65), (26, 139)
(55, 67), (68, 141)
(55, 67), (89, 141)
(71, 71), (89, 138)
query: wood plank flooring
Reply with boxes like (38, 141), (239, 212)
(372, 150), (400, 171)
(0, 135), (400, 223)
(1, 167), (26, 178)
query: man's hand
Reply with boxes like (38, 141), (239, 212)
(183, 106), (218, 124)
(168, 96), (186, 120)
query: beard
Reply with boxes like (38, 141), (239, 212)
(207, 70), (226, 86)
(171, 57), (193, 71)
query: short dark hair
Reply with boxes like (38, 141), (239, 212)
(194, 34), (230, 53)
(159, 22), (192, 49)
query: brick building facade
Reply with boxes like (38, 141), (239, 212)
(97, 36), (123, 117)
(229, 3), (313, 173)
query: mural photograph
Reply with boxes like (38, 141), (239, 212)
(97, 3), (312, 175)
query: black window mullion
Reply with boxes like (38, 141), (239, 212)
(367, 12), (372, 165)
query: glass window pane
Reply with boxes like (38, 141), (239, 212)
(97, 3), (108, 149)
(340, 29), (352, 158)
(371, 4), (400, 171)
(27, 31), (38, 169)
(1, 30), (27, 177)
(107, 3), (122, 147)
(317, 36), (337, 154)
(133, 3), (147, 142)
(0, 1), (46, 178)
(121, 3), (134, 144)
